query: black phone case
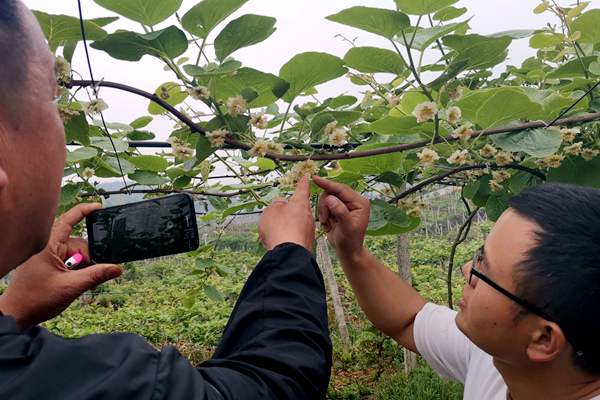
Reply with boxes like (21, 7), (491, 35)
(86, 194), (200, 264)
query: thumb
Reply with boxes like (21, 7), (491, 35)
(70, 264), (123, 293)
(324, 195), (350, 221)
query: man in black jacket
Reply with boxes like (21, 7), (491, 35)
(0, 1), (332, 398)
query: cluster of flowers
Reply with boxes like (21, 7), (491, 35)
(397, 197), (426, 218)
(168, 137), (194, 160)
(248, 139), (284, 157)
(323, 120), (348, 147)
(278, 160), (320, 188)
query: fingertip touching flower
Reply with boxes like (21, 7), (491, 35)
(452, 123), (474, 140)
(226, 96), (248, 117)
(413, 101), (438, 123)
(494, 151), (513, 166)
(207, 129), (228, 148)
(479, 144), (498, 158)
(445, 106), (462, 125)
(291, 160), (320, 180)
(447, 149), (469, 165)
(417, 148), (440, 166)
(328, 127), (348, 147)
(188, 86), (210, 100)
(249, 139), (270, 157)
(250, 113), (269, 130)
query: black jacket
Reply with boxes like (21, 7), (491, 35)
(0, 243), (332, 399)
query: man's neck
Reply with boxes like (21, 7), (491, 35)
(494, 357), (600, 400)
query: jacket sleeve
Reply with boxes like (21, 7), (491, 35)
(0, 243), (331, 400)
(197, 242), (333, 400)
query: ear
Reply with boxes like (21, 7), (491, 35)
(526, 321), (566, 363)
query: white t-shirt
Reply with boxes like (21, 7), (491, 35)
(414, 302), (599, 400)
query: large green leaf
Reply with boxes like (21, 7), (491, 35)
(548, 157), (600, 188)
(546, 56), (597, 79)
(128, 171), (169, 185)
(369, 116), (418, 135)
(572, 9), (600, 44)
(394, 0), (458, 15)
(279, 52), (347, 103)
(493, 128), (563, 158)
(94, 0), (182, 26)
(64, 113), (90, 146)
(214, 14), (276, 61)
(343, 47), (405, 74)
(433, 6), (467, 21)
(129, 155), (169, 172)
(326, 7), (410, 39)
(444, 34), (512, 70)
(90, 137), (130, 153)
(404, 21), (469, 51)
(66, 147), (98, 163)
(340, 144), (404, 175)
(367, 199), (420, 235)
(182, 0), (248, 38)
(529, 32), (564, 49)
(455, 87), (543, 129)
(523, 87), (588, 120)
(183, 60), (242, 77)
(33, 11), (107, 50)
(485, 194), (510, 222)
(91, 26), (188, 61)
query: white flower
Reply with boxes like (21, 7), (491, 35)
(495, 151), (513, 166)
(582, 148), (600, 161)
(82, 167), (95, 179)
(168, 137), (195, 160)
(82, 98), (108, 114)
(268, 142), (284, 154)
(452, 123), (474, 140)
(447, 149), (469, 165)
(328, 127), (348, 147)
(55, 56), (71, 84)
(479, 144), (498, 158)
(188, 86), (209, 100)
(561, 127), (579, 143)
(226, 96), (248, 116)
(387, 94), (401, 107)
(291, 160), (320, 179)
(544, 154), (565, 168)
(207, 129), (228, 148)
(492, 170), (511, 183)
(564, 142), (583, 156)
(417, 148), (440, 166)
(323, 121), (338, 137)
(398, 197), (426, 217)
(413, 101), (438, 123)
(445, 106), (462, 124)
(278, 173), (296, 188)
(250, 113), (269, 130)
(249, 139), (270, 157)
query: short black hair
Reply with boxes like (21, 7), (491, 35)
(0, 0), (29, 119)
(509, 183), (600, 375)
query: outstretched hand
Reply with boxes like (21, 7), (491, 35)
(312, 175), (370, 258)
(0, 203), (123, 330)
(259, 176), (316, 252)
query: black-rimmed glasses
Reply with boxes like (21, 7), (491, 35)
(469, 246), (555, 322)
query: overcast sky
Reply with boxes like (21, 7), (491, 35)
(24, 0), (552, 144)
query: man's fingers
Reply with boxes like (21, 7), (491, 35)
(58, 203), (102, 229)
(312, 176), (364, 210)
(71, 263), (122, 293)
(317, 193), (331, 230)
(324, 195), (350, 221)
(289, 175), (310, 204)
(65, 238), (91, 266)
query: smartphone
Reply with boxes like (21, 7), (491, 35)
(86, 194), (200, 264)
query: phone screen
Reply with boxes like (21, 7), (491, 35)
(86, 194), (199, 264)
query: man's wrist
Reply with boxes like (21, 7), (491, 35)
(338, 246), (369, 266)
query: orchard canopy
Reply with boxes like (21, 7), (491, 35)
(38, 0), (600, 235)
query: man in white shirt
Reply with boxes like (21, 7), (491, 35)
(312, 175), (600, 400)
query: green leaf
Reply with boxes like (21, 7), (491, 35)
(529, 32), (564, 49)
(394, 0), (458, 15)
(183, 60), (242, 77)
(572, 9), (600, 44)
(148, 82), (189, 115)
(33, 11), (107, 50)
(340, 144), (404, 175)
(66, 147), (98, 163)
(128, 171), (169, 185)
(90, 136), (130, 153)
(181, 0), (248, 38)
(91, 26), (188, 61)
(369, 116), (418, 135)
(433, 6), (467, 21)
(173, 176), (192, 188)
(195, 135), (214, 163)
(127, 130), (156, 140)
(508, 171), (543, 194)
(523, 87), (588, 120)
(455, 87), (543, 129)
(129, 155), (169, 172)
(326, 7), (410, 39)
(493, 128), (562, 158)
(93, 0), (182, 26)
(214, 14), (276, 61)
(64, 112), (90, 146)
(488, 29), (536, 39)
(104, 156), (136, 175)
(130, 116), (153, 129)
(279, 52), (347, 103)
(343, 47), (405, 74)
(328, 95), (358, 109)
(443, 34), (512, 70)
(485, 194), (509, 222)
(60, 184), (81, 206)
(405, 21), (469, 52)
(393, 91), (430, 116)
(546, 56), (597, 79)
(204, 285), (224, 302)
(548, 157), (600, 188)
(462, 180), (480, 199)
(367, 199), (420, 235)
